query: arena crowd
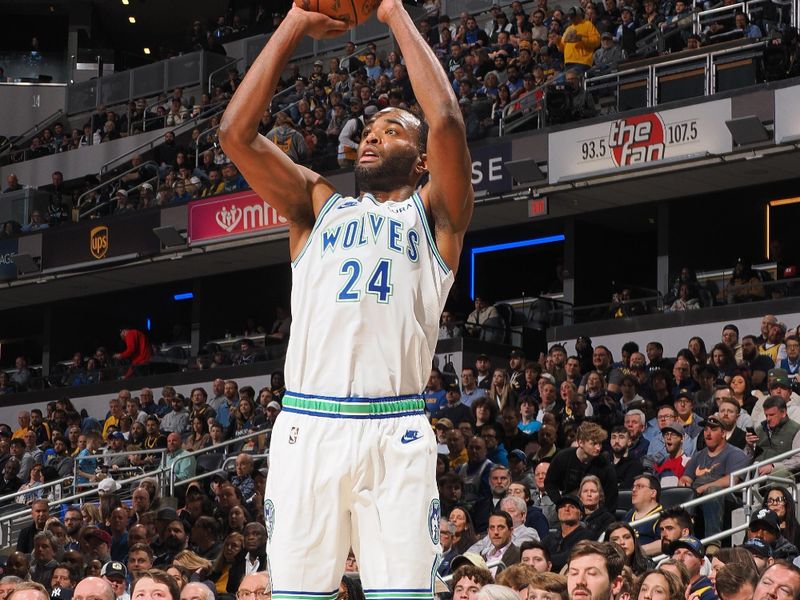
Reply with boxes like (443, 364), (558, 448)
(0, 307), (797, 600)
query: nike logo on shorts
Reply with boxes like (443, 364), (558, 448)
(401, 430), (422, 444)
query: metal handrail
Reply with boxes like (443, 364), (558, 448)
(167, 428), (271, 495)
(194, 124), (221, 168)
(73, 446), (167, 494)
(142, 97), (167, 132)
(75, 160), (159, 217)
(101, 101), (227, 177)
(584, 39), (768, 112)
(174, 450), (271, 491)
(716, 273), (800, 300)
(730, 445), (800, 486)
(79, 174), (160, 221)
(0, 109), (65, 157)
(630, 473), (793, 529)
(571, 294), (663, 315)
(0, 466), (168, 546)
(0, 475), (72, 505)
(500, 73), (563, 134)
(208, 57), (242, 94)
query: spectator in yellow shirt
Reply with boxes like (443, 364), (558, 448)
(559, 6), (601, 74)
(12, 410), (30, 440)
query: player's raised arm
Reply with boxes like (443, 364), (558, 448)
(218, 8), (347, 229)
(377, 0), (474, 273)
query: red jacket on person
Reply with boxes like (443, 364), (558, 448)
(118, 329), (152, 365)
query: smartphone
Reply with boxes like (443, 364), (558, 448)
(746, 427), (756, 435)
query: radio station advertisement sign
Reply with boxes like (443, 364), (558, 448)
(547, 99), (732, 184)
(41, 211), (160, 269)
(0, 238), (19, 280)
(188, 190), (288, 245)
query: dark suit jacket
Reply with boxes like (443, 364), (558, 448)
(525, 505), (550, 540)
(227, 548), (267, 593)
(471, 496), (501, 534)
(482, 543), (521, 570)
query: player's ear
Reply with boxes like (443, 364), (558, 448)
(415, 152), (428, 175)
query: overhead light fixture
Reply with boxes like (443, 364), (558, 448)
(128, 16), (136, 23)
(122, 0), (129, 4)
(725, 115), (770, 146)
(143, 47), (151, 55)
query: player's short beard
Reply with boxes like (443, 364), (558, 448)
(354, 147), (420, 193)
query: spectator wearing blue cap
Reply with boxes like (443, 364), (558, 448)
(670, 536), (716, 600)
(742, 537), (773, 571)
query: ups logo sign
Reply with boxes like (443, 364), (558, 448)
(90, 226), (109, 259)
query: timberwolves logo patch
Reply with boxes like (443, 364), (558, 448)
(428, 499), (441, 545)
(264, 499), (275, 538)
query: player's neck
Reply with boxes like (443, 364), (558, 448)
(360, 185), (416, 203)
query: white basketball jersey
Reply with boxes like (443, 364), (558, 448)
(284, 191), (454, 398)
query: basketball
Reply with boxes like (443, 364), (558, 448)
(294, 0), (380, 28)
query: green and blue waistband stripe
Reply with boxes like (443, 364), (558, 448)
(282, 390), (425, 419)
(365, 588), (434, 600)
(272, 591), (339, 600)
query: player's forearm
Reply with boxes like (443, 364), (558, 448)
(220, 13), (306, 146)
(385, 9), (460, 123)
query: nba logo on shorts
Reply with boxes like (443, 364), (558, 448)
(264, 499), (275, 538)
(288, 427), (299, 444)
(428, 499), (441, 545)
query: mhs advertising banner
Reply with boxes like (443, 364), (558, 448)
(41, 212), (161, 269)
(547, 98), (733, 184)
(187, 190), (288, 245)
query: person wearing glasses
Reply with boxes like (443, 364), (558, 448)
(761, 486), (800, 550)
(235, 573), (270, 600)
(625, 474), (664, 556)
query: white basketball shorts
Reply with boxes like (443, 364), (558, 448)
(264, 391), (441, 600)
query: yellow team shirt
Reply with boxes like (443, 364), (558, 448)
(559, 20), (601, 67)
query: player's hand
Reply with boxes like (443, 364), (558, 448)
(288, 5), (348, 39)
(377, 0), (406, 24)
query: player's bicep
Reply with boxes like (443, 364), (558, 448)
(222, 133), (319, 224)
(424, 116), (474, 233)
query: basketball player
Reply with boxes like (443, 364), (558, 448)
(219, 0), (473, 598)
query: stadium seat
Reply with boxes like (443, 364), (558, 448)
(661, 486), (696, 513)
(196, 452), (224, 474)
(616, 489), (633, 520)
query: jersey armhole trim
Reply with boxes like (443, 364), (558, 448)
(411, 192), (451, 275)
(291, 192), (342, 268)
